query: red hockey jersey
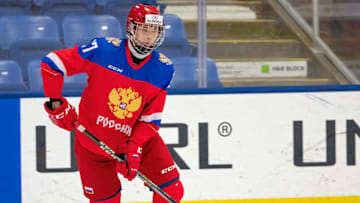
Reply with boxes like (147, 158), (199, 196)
(41, 37), (174, 155)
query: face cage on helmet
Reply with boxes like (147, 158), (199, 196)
(127, 21), (165, 55)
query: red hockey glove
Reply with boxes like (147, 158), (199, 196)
(118, 140), (142, 181)
(44, 97), (78, 131)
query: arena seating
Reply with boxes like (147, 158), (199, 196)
(157, 14), (193, 58)
(36, 0), (95, 17)
(27, 60), (43, 94)
(171, 57), (223, 88)
(0, 15), (62, 81)
(0, 0), (224, 94)
(63, 15), (122, 48)
(28, 59), (88, 94)
(96, 0), (157, 14)
(0, 0), (31, 16)
(0, 60), (27, 92)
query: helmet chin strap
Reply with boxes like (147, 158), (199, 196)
(128, 40), (151, 59)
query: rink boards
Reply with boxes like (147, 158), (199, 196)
(1, 88), (360, 202)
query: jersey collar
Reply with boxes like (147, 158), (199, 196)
(125, 39), (153, 70)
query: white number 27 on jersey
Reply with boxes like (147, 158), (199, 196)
(81, 39), (98, 53)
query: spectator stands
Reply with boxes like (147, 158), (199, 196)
(27, 60), (43, 94)
(28, 59), (88, 94)
(0, 60), (27, 92)
(158, 14), (193, 58)
(62, 15), (122, 48)
(0, 0), (31, 16)
(35, 0), (95, 17)
(0, 0), (226, 95)
(0, 15), (62, 81)
(171, 56), (223, 88)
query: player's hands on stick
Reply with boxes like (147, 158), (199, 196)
(44, 97), (78, 131)
(118, 140), (142, 181)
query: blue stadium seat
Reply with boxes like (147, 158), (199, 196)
(157, 14), (192, 58)
(0, 60), (27, 92)
(63, 15), (122, 48)
(0, 0), (31, 16)
(96, 0), (157, 14)
(35, 0), (95, 15)
(170, 56), (223, 89)
(33, 0), (96, 41)
(0, 49), (7, 61)
(63, 73), (88, 94)
(27, 59), (43, 94)
(28, 59), (88, 94)
(0, 16), (62, 81)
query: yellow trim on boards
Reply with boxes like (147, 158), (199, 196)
(124, 196), (360, 203)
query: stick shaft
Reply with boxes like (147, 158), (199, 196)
(75, 123), (178, 203)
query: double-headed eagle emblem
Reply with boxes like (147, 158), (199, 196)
(108, 87), (142, 119)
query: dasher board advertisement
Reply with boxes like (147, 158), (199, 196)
(17, 91), (360, 202)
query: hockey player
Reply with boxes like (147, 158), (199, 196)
(41, 4), (184, 203)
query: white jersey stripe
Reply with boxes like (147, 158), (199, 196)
(139, 113), (162, 123)
(46, 52), (67, 76)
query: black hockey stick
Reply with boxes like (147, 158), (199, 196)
(74, 122), (178, 203)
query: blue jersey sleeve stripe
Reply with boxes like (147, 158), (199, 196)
(42, 57), (64, 76)
(152, 120), (161, 127)
(139, 113), (162, 125)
